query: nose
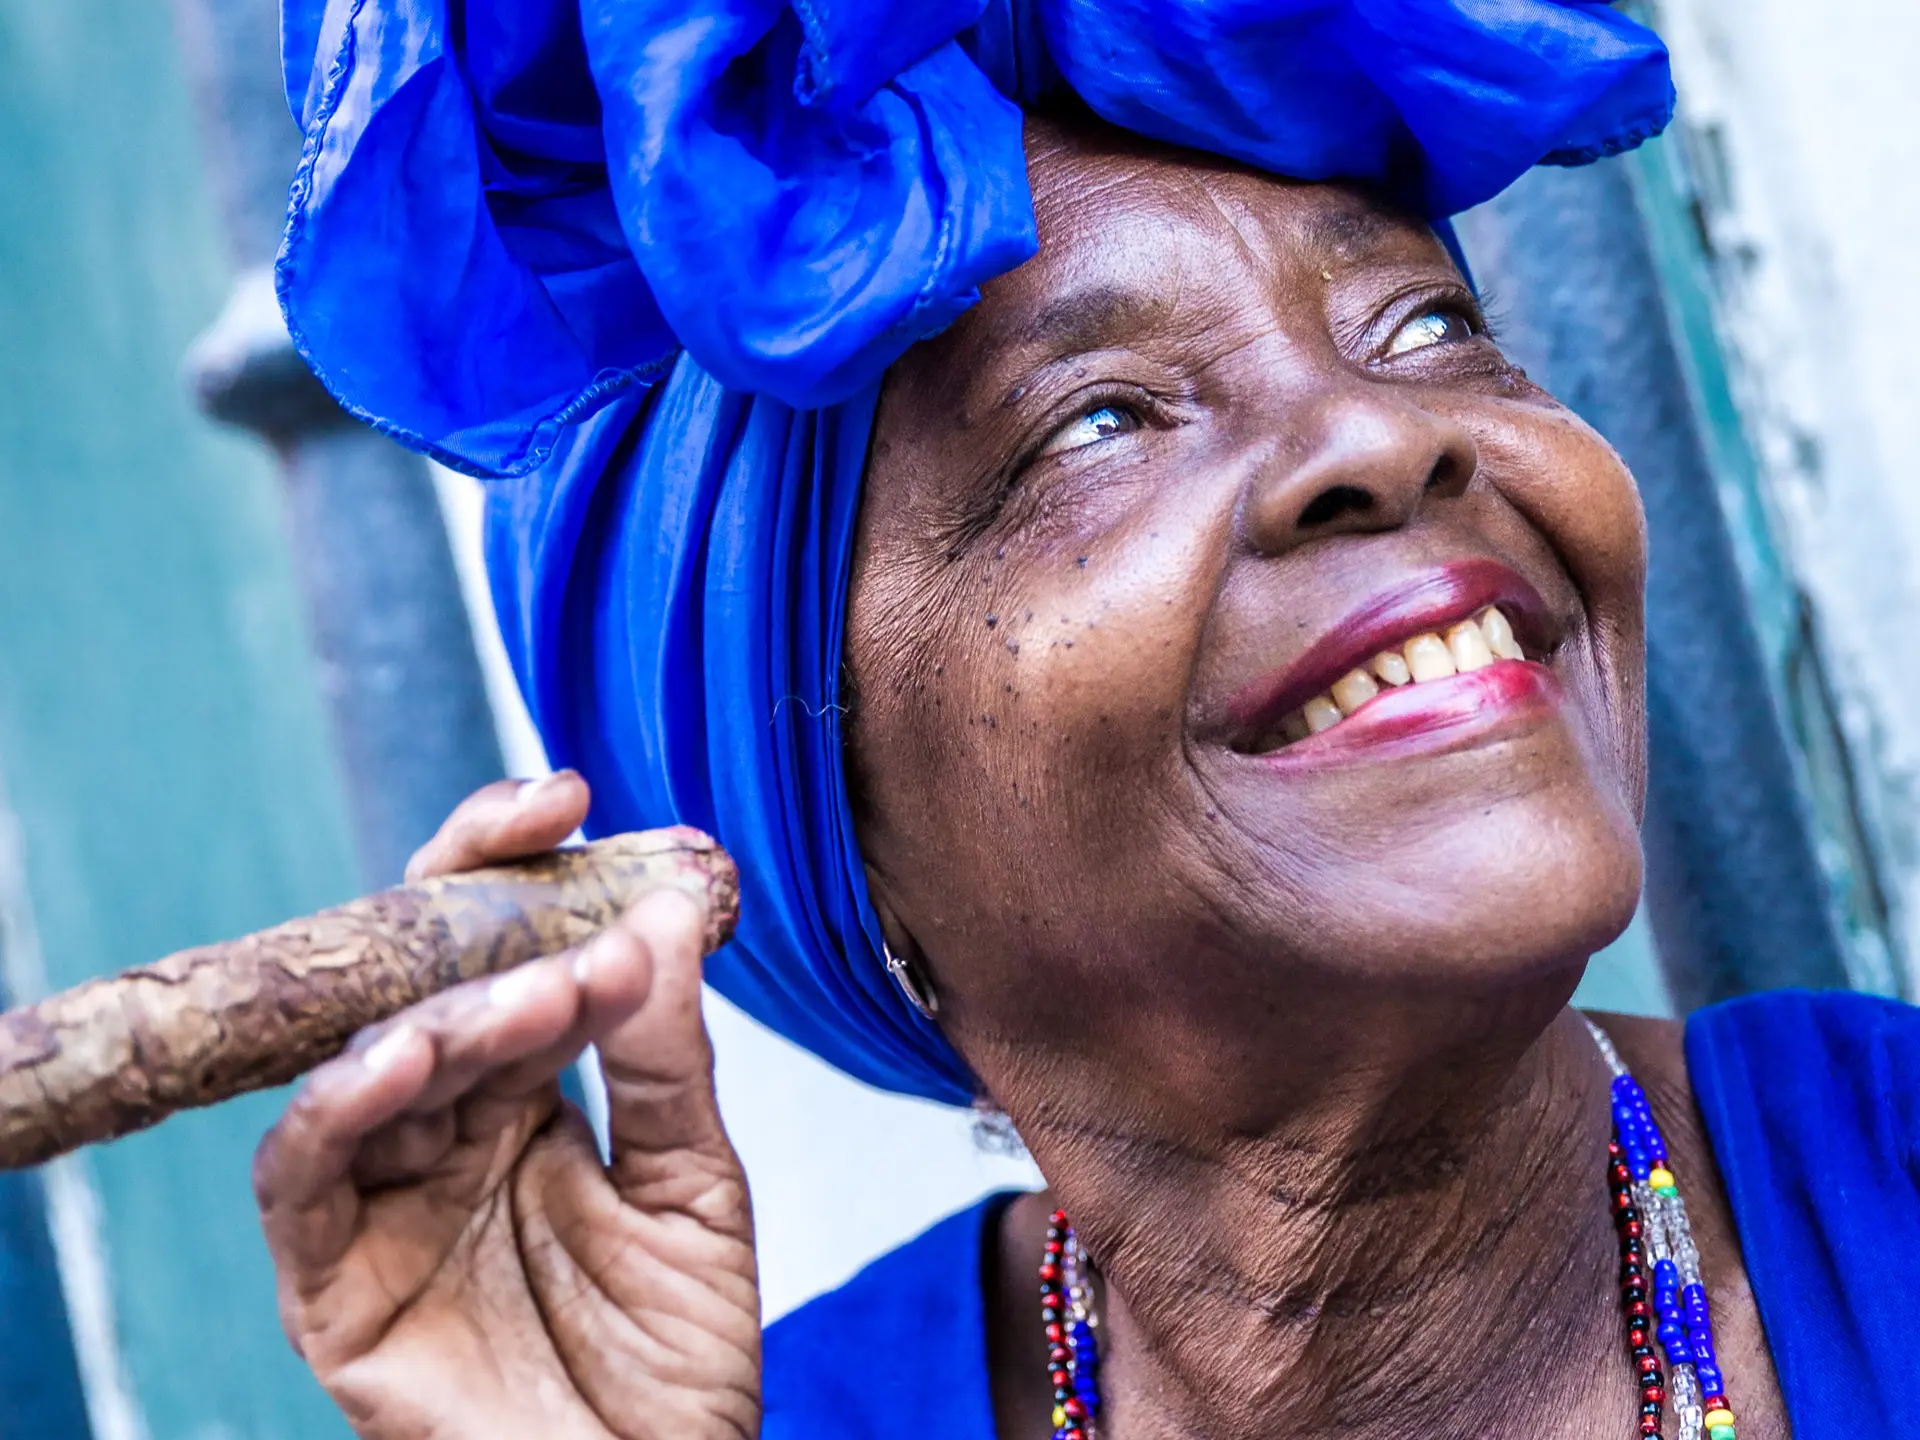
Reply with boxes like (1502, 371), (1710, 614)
(1238, 384), (1478, 554)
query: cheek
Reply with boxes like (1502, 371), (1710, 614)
(1474, 403), (1648, 791)
(1478, 402), (1647, 617)
(848, 484), (1230, 935)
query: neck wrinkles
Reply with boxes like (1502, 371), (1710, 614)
(1007, 1007), (1647, 1440)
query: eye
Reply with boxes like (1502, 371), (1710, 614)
(1384, 306), (1476, 358)
(1038, 402), (1142, 457)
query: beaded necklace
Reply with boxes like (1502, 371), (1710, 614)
(1038, 1021), (1740, 1440)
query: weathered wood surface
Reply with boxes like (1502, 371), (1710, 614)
(0, 829), (738, 1170)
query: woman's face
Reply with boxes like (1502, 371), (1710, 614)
(847, 117), (1646, 1119)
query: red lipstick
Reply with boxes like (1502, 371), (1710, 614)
(1222, 559), (1561, 761)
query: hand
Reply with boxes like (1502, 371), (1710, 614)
(252, 773), (761, 1440)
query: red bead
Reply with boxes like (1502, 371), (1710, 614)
(1629, 1327), (1648, 1346)
(1064, 1398), (1088, 1422)
(1609, 1140), (1623, 1157)
(1039, 1264), (1061, 1285)
(1050, 1369), (1070, 1389)
(1614, 1190), (1634, 1211)
(1637, 1355), (1659, 1375)
(1050, 1209), (1070, 1227)
(1049, 1346), (1070, 1366)
(1640, 1418), (1660, 1435)
(1065, 1430), (1086, 1440)
(1045, 1323), (1064, 1344)
(1704, 1395), (1729, 1409)
(1643, 1385), (1665, 1404)
(1623, 1219), (1643, 1239)
(1626, 1300), (1649, 1320)
(1045, 1239), (1064, 1256)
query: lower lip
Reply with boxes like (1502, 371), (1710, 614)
(1249, 661), (1562, 768)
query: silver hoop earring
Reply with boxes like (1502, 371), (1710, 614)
(883, 940), (939, 1020)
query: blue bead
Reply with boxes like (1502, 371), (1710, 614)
(1698, 1364), (1724, 1393)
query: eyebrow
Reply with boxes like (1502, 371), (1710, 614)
(1017, 283), (1173, 363)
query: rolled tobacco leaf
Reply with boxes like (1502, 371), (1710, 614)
(0, 828), (738, 1170)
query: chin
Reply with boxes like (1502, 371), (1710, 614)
(1211, 709), (1645, 996)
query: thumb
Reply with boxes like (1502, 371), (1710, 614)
(591, 888), (742, 1212)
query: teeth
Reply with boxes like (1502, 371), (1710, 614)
(1445, 620), (1494, 673)
(1303, 695), (1344, 733)
(1479, 605), (1523, 661)
(1369, 650), (1412, 686)
(1404, 633), (1456, 683)
(1256, 605), (1530, 752)
(1331, 668), (1380, 715)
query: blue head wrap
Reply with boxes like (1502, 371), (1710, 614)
(280, 0), (1675, 1104)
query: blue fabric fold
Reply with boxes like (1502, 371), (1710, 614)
(279, 0), (1673, 473)
(484, 368), (977, 1101)
(1687, 990), (1920, 1427)
(283, 0), (1676, 1102)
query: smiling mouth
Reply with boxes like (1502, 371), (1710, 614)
(1248, 605), (1530, 754)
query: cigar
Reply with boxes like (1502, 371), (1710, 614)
(0, 829), (738, 1170)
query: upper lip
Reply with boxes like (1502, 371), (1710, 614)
(1218, 559), (1558, 751)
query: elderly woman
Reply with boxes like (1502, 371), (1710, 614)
(256, 3), (1917, 1438)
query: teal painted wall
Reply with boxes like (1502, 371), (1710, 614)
(0, 3), (356, 1435)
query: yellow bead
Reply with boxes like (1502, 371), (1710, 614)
(1648, 1166), (1675, 1189)
(1053, 1407), (1066, 1430)
(1704, 1408), (1735, 1428)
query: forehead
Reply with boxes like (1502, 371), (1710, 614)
(928, 115), (1451, 373)
(1025, 116), (1418, 263)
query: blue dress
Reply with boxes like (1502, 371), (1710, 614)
(763, 991), (1920, 1437)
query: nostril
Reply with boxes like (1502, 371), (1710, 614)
(1297, 484), (1375, 529)
(1425, 455), (1464, 493)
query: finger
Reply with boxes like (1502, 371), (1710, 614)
(465, 913), (659, 1101)
(256, 955), (592, 1274)
(385, 952), (589, 1116)
(254, 1023), (436, 1274)
(348, 1108), (459, 1189)
(594, 889), (736, 1181)
(403, 769), (590, 883)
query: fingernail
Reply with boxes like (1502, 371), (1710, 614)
(361, 1025), (418, 1076)
(515, 771), (570, 808)
(488, 965), (545, 1010)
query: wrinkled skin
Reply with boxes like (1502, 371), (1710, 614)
(254, 116), (1789, 1439)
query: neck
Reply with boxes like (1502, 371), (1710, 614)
(1002, 998), (1647, 1440)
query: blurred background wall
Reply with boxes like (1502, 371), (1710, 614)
(0, 1), (1914, 1435)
